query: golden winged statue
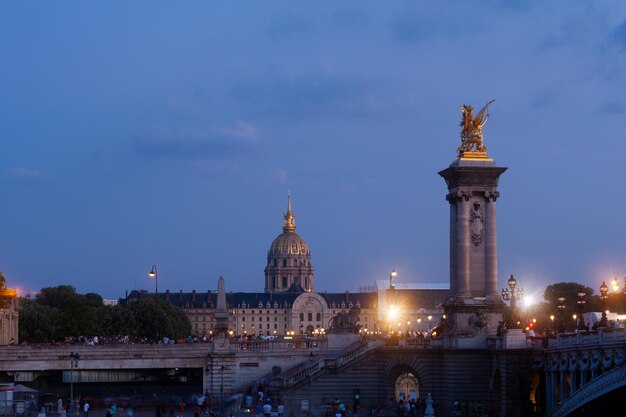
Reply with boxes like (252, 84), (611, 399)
(457, 100), (495, 156)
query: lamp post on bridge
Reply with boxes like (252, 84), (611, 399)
(599, 281), (609, 327)
(148, 265), (159, 341)
(576, 292), (587, 332)
(69, 352), (80, 416)
(557, 297), (566, 333)
(501, 274), (524, 328)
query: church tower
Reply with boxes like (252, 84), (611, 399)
(264, 193), (314, 293)
(438, 101), (506, 339)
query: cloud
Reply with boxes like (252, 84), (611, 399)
(230, 72), (386, 118)
(6, 168), (49, 184)
(599, 100), (626, 114)
(213, 120), (259, 141)
(612, 20), (626, 50)
(133, 122), (261, 160)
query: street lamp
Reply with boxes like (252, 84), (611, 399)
(576, 292), (587, 331)
(557, 297), (566, 333)
(390, 269), (397, 289)
(599, 281), (609, 327)
(69, 352), (80, 416)
(148, 265), (159, 340)
(501, 274), (524, 328)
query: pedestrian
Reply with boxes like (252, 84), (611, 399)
(194, 405), (201, 417)
(126, 405), (133, 417)
(277, 404), (284, 417)
(57, 397), (64, 415)
(178, 401), (186, 417)
(83, 402), (90, 417)
(263, 402), (271, 417)
(110, 404), (117, 417)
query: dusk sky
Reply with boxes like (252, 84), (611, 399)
(2, 1), (626, 300)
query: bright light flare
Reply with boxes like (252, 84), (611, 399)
(387, 304), (399, 321)
(522, 293), (536, 308)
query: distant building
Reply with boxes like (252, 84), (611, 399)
(124, 196), (449, 337)
(0, 275), (19, 345)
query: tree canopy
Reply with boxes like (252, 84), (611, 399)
(18, 285), (191, 343)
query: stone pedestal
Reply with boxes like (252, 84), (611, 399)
(326, 333), (361, 351)
(439, 156), (507, 341)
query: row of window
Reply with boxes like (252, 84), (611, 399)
(272, 258), (309, 268)
(241, 323), (284, 330)
(299, 312), (321, 321)
(270, 276), (311, 288)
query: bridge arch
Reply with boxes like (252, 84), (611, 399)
(383, 354), (431, 401)
(552, 364), (626, 417)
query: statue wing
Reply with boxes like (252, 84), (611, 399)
(473, 100), (495, 127)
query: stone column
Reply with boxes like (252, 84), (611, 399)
(447, 194), (458, 295)
(569, 368), (577, 396)
(484, 192), (499, 300)
(456, 191), (471, 299)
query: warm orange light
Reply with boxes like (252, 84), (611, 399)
(0, 288), (18, 298)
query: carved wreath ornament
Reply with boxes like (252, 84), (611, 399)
(469, 202), (484, 246)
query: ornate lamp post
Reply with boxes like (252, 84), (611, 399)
(69, 352), (80, 415)
(576, 292), (587, 331)
(557, 297), (566, 333)
(148, 265), (159, 340)
(599, 281), (609, 327)
(389, 269), (397, 290)
(501, 274), (524, 328)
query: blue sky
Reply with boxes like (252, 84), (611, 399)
(2, 1), (626, 299)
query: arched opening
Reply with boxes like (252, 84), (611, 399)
(305, 325), (314, 335)
(395, 372), (419, 402)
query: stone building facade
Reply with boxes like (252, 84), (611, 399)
(125, 196), (448, 337)
(0, 299), (19, 345)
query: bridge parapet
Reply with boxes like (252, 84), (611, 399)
(548, 328), (625, 349)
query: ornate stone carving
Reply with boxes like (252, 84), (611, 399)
(446, 190), (472, 203)
(484, 191), (500, 202)
(467, 310), (489, 330)
(469, 202), (484, 246)
(329, 307), (361, 333)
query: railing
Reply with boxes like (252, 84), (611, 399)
(548, 328), (626, 348)
(382, 337), (432, 348)
(230, 339), (325, 352)
(284, 339), (383, 388)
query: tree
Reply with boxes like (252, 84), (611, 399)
(18, 285), (191, 343)
(127, 297), (191, 340)
(544, 282), (599, 331)
(18, 299), (60, 342)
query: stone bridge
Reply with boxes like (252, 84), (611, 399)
(2, 330), (624, 417)
(536, 328), (626, 417)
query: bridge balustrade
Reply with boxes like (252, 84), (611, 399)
(382, 337), (432, 348)
(230, 340), (324, 352)
(540, 327), (626, 415)
(548, 327), (625, 348)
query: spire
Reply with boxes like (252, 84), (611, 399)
(214, 276), (229, 334)
(282, 191), (296, 233)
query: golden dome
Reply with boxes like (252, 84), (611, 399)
(269, 232), (310, 256)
